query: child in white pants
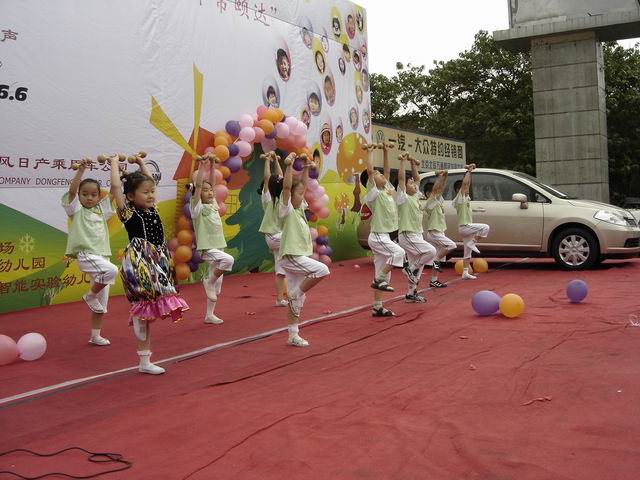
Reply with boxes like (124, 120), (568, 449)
(190, 154), (234, 324)
(396, 154), (436, 302)
(62, 158), (118, 346)
(278, 153), (329, 347)
(364, 142), (405, 317)
(424, 170), (456, 288)
(453, 164), (490, 279)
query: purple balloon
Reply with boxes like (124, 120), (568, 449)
(293, 157), (304, 172)
(183, 203), (191, 219)
(225, 156), (242, 173)
(228, 144), (240, 157)
(566, 279), (588, 303)
(188, 260), (199, 272)
(265, 129), (278, 139)
(316, 235), (328, 246)
(183, 190), (192, 205)
(191, 249), (202, 264)
(305, 209), (313, 221)
(324, 246), (333, 256)
(225, 120), (241, 137)
(471, 290), (501, 316)
(309, 168), (320, 179)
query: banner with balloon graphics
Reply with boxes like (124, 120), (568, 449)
(0, 0), (371, 314)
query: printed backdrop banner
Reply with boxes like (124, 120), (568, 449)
(0, 0), (371, 314)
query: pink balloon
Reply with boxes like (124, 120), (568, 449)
(218, 202), (227, 216)
(17, 332), (47, 361)
(285, 116), (298, 130)
(321, 194), (330, 205)
(215, 184), (229, 202)
(204, 146), (215, 154)
(318, 245), (330, 255)
(293, 135), (306, 149)
(239, 114), (254, 129)
(307, 179), (319, 191)
(295, 121), (308, 136)
(236, 140), (253, 157)
(311, 201), (323, 212)
(0, 334), (19, 366)
(215, 169), (223, 183)
(253, 127), (265, 143)
(310, 227), (318, 240)
(168, 237), (179, 252)
(261, 138), (277, 152)
(275, 122), (290, 138)
(304, 190), (315, 203)
(318, 207), (330, 219)
(319, 254), (332, 266)
(239, 126), (256, 143)
(316, 185), (326, 196)
(311, 253), (320, 261)
(256, 105), (268, 119)
(252, 113), (259, 123)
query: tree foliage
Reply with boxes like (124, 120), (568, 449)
(371, 31), (640, 204)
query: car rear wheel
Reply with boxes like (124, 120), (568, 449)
(551, 228), (598, 270)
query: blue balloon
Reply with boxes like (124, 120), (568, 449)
(309, 168), (320, 179)
(228, 144), (240, 157)
(471, 290), (501, 316)
(316, 236), (328, 246)
(183, 190), (192, 205)
(182, 203), (191, 219)
(566, 279), (588, 303)
(225, 120), (241, 137)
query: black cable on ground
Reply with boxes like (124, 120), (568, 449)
(0, 447), (132, 479)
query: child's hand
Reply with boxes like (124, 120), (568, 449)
(408, 155), (420, 167)
(284, 153), (296, 166)
(380, 141), (394, 151)
(362, 143), (376, 151)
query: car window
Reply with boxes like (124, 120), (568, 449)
(419, 173), (463, 200)
(472, 173), (539, 202)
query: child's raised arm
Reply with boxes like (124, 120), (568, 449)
(381, 141), (394, 180)
(109, 155), (127, 210)
(209, 153), (218, 187)
(408, 155), (421, 184)
(432, 170), (448, 197)
(192, 155), (209, 205)
(301, 154), (313, 188)
(282, 153), (296, 205)
(272, 151), (284, 177)
(460, 163), (475, 196)
(397, 154), (407, 192)
(129, 151), (153, 180)
(261, 152), (272, 194)
(364, 143), (375, 183)
(68, 158), (90, 202)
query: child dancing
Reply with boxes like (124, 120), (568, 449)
(109, 152), (189, 374)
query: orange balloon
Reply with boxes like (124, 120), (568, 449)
(317, 225), (329, 237)
(216, 131), (233, 143)
(177, 216), (192, 231)
(454, 260), (472, 275)
(175, 245), (193, 263)
(274, 108), (285, 122)
(264, 109), (280, 123)
(175, 262), (191, 281)
(473, 258), (489, 273)
(258, 119), (274, 135)
(214, 136), (229, 147)
(219, 166), (231, 179)
(177, 229), (194, 246)
(214, 145), (230, 162)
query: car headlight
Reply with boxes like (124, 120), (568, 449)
(594, 210), (627, 226)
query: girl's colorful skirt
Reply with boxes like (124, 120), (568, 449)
(120, 237), (189, 323)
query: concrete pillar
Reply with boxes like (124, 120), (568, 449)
(531, 31), (610, 202)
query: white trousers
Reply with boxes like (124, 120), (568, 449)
(459, 223), (490, 259)
(76, 252), (118, 311)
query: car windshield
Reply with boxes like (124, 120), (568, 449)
(512, 172), (572, 199)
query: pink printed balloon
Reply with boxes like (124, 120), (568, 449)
(239, 126), (256, 143)
(253, 127), (265, 143)
(318, 207), (330, 219)
(0, 335), (19, 366)
(275, 122), (290, 138)
(215, 184), (229, 202)
(239, 114), (254, 129)
(17, 333), (47, 361)
(218, 202), (227, 216)
(236, 140), (253, 157)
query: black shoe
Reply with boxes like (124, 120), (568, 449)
(372, 307), (396, 317)
(433, 261), (444, 273)
(429, 280), (447, 288)
(405, 293), (427, 303)
(402, 264), (418, 284)
(371, 279), (394, 292)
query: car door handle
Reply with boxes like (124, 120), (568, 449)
(472, 208), (485, 212)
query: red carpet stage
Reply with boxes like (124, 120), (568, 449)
(1, 258), (640, 479)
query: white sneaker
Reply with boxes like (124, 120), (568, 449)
(287, 293), (306, 317)
(139, 363), (166, 375)
(275, 299), (289, 307)
(88, 335), (111, 346)
(83, 292), (105, 314)
(287, 334), (309, 347)
(202, 279), (217, 301)
(204, 314), (224, 324)
(462, 272), (477, 280)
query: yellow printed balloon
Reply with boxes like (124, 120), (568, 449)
(499, 293), (525, 319)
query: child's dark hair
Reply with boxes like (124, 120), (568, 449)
(122, 171), (155, 198)
(257, 174), (284, 204)
(78, 178), (100, 191)
(423, 181), (434, 196)
(453, 180), (463, 192)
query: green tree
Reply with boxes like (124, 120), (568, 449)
(226, 146), (273, 273)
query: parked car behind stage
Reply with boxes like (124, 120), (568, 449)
(357, 168), (640, 270)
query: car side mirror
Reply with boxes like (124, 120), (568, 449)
(512, 193), (528, 209)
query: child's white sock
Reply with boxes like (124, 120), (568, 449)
(207, 299), (216, 314)
(373, 300), (383, 310)
(138, 350), (152, 368)
(288, 324), (299, 335)
(463, 267), (469, 275)
(91, 328), (101, 338)
(289, 287), (302, 300)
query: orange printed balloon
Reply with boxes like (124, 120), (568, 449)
(177, 229), (194, 246)
(175, 262), (191, 281)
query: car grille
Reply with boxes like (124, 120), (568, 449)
(624, 238), (640, 248)
(626, 218), (638, 227)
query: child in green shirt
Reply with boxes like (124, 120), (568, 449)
(278, 153), (330, 347)
(425, 170), (456, 288)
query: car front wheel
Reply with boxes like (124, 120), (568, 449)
(551, 228), (599, 270)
